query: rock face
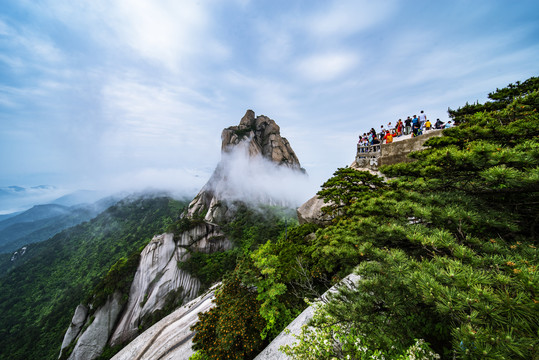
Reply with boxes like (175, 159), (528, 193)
(59, 305), (88, 358)
(221, 109), (301, 167)
(67, 292), (123, 360)
(111, 285), (219, 360)
(110, 226), (230, 346)
(188, 110), (304, 222)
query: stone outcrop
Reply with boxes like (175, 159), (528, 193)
(59, 305), (88, 358)
(188, 110), (304, 222)
(111, 285), (219, 360)
(221, 109), (301, 168)
(110, 226), (230, 346)
(66, 292), (123, 360)
(59, 226), (231, 359)
(296, 195), (332, 225)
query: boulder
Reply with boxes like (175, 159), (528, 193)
(296, 195), (332, 225)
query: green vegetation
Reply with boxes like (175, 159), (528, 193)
(191, 274), (266, 360)
(0, 196), (187, 360)
(178, 203), (296, 290)
(191, 77), (539, 359)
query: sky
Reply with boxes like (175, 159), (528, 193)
(1, 0), (538, 211)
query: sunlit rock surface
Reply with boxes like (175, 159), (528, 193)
(59, 304), (88, 358)
(111, 285), (219, 360)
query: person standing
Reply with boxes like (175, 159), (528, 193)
(425, 119), (432, 131)
(412, 115), (419, 136)
(419, 110), (427, 126)
(397, 119), (403, 136)
(404, 116), (412, 135)
(379, 125), (385, 141)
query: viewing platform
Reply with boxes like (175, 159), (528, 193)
(354, 129), (443, 170)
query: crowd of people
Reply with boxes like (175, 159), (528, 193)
(358, 110), (453, 147)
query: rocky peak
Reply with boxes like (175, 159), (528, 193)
(188, 110), (305, 222)
(221, 109), (301, 168)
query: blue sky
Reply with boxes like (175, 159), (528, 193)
(1, 0), (538, 205)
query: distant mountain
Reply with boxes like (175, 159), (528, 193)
(52, 190), (103, 207)
(0, 185), (63, 214)
(0, 212), (22, 222)
(0, 196), (120, 254)
(0, 185), (57, 197)
(0, 204), (71, 231)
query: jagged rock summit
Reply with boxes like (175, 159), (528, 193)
(188, 110), (305, 222)
(222, 109), (301, 167)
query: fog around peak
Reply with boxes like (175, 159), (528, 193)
(209, 141), (315, 209)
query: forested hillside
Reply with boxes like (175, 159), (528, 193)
(0, 195), (187, 360)
(190, 78), (539, 359)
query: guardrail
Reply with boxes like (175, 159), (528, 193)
(356, 143), (381, 168)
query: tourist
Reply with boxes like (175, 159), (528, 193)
(425, 119), (432, 131)
(435, 118), (444, 129)
(444, 121), (452, 129)
(378, 125), (385, 141)
(397, 119), (403, 136)
(419, 110), (427, 126)
(412, 115), (419, 136)
(404, 116), (412, 135)
(384, 130), (393, 143)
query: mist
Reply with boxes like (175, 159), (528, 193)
(208, 141), (317, 209)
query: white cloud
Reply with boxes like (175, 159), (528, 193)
(98, 74), (222, 166)
(110, 0), (209, 70)
(295, 52), (359, 82)
(303, 0), (397, 39)
(27, 0), (228, 72)
(210, 141), (315, 208)
(95, 167), (209, 197)
(0, 19), (63, 67)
